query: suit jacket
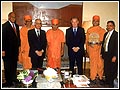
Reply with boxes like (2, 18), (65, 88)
(66, 27), (86, 57)
(2, 21), (20, 59)
(101, 30), (118, 60)
(28, 29), (47, 58)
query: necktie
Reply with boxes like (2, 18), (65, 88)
(74, 28), (77, 36)
(37, 30), (40, 37)
(103, 32), (110, 52)
(37, 30), (41, 41)
(12, 23), (17, 36)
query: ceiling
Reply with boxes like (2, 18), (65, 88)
(29, 1), (83, 9)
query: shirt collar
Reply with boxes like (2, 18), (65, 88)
(73, 27), (77, 31)
(35, 28), (40, 34)
(9, 21), (14, 27)
(108, 29), (114, 35)
(35, 28), (40, 32)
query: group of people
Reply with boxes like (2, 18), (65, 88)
(2, 12), (118, 88)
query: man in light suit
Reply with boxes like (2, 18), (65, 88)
(101, 21), (118, 87)
(2, 12), (20, 87)
(28, 19), (47, 69)
(66, 17), (86, 75)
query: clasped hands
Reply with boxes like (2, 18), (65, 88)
(72, 47), (80, 52)
(35, 49), (44, 56)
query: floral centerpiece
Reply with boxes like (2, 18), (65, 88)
(17, 70), (38, 86)
(43, 67), (58, 82)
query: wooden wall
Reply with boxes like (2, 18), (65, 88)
(13, 2), (83, 27)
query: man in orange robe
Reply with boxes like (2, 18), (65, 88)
(46, 19), (65, 72)
(86, 15), (106, 84)
(18, 15), (35, 69)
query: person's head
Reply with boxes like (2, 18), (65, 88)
(92, 15), (100, 26)
(70, 17), (79, 28)
(106, 20), (115, 32)
(24, 15), (32, 26)
(8, 12), (16, 23)
(35, 19), (42, 29)
(51, 18), (59, 30)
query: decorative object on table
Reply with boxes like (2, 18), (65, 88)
(36, 74), (62, 88)
(63, 70), (72, 79)
(43, 67), (58, 82)
(72, 75), (90, 87)
(17, 70), (38, 87)
(64, 71), (69, 79)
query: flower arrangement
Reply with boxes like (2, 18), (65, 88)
(17, 70), (38, 83)
(43, 67), (58, 82)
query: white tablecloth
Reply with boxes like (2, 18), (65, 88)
(35, 74), (62, 88)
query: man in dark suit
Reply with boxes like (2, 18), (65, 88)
(2, 12), (20, 87)
(101, 21), (118, 87)
(66, 17), (86, 75)
(28, 19), (47, 69)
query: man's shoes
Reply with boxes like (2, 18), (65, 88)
(104, 80), (110, 85)
(109, 84), (114, 88)
(90, 79), (96, 85)
(2, 82), (14, 87)
(12, 79), (20, 86)
(99, 79), (105, 85)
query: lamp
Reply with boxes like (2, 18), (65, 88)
(82, 20), (92, 33)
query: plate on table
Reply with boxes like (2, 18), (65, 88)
(21, 79), (33, 87)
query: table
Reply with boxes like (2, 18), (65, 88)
(35, 74), (62, 88)
(35, 72), (90, 88)
(15, 70), (90, 88)
(60, 71), (90, 88)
